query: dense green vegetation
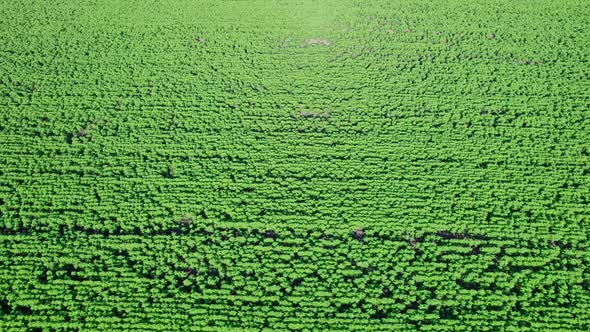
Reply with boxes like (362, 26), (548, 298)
(1, 0), (589, 330)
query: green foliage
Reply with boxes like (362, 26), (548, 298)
(1, 0), (589, 330)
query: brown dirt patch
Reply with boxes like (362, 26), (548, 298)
(301, 38), (330, 47)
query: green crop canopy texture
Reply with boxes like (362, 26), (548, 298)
(0, 0), (589, 331)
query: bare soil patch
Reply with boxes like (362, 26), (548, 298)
(301, 38), (330, 47)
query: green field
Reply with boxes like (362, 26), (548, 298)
(1, 0), (590, 330)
